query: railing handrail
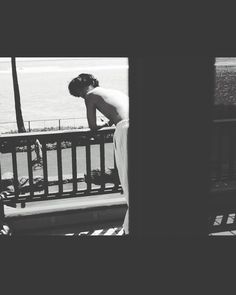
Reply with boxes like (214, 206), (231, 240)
(213, 118), (236, 124)
(0, 126), (115, 141)
(211, 118), (236, 182)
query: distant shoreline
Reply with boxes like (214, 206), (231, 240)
(0, 116), (107, 134)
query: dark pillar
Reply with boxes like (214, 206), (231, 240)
(129, 56), (214, 236)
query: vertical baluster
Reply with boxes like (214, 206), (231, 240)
(100, 133), (105, 191)
(42, 140), (48, 196)
(86, 139), (91, 192)
(0, 153), (2, 193)
(0, 200), (4, 219)
(211, 127), (217, 179)
(0, 153), (3, 219)
(57, 139), (63, 195)
(27, 140), (34, 199)
(12, 145), (19, 199)
(71, 137), (77, 194)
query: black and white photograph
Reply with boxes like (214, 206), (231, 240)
(3, 3), (236, 292)
(3, 56), (236, 238)
(0, 57), (129, 236)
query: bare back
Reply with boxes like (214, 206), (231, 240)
(85, 87), (129, 126)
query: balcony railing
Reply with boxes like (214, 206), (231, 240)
(210, 119), (236, 233)
(0, 127), (121, 219)
(211, 118), (236, 182)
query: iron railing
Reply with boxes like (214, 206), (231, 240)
(211, 118), (236, 181)
(0, 127), (121, 218)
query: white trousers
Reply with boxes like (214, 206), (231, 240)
(113, 119), (129, 233)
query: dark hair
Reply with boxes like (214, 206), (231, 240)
(68, 73), (99, 97)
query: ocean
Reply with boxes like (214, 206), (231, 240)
(215, 58), (236, 106)
(0, 58), (129, 133)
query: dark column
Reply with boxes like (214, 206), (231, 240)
(129, 56), (214, 236)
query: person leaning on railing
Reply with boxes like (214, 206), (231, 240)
(68, 73), (129, 235)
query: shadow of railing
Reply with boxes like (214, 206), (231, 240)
(209, 209), (236, 234)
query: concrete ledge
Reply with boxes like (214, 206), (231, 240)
(4, 193), (127, 234)
(4, 193), (126, 217)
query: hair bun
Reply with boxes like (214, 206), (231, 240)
(78, 73), (99, 87)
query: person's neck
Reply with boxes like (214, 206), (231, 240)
(83, 86), (95, 98)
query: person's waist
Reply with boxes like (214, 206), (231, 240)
(116, 119), (129, 128)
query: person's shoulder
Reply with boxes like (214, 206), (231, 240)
(89, 86), (105, 94)
(87, 87), (105, 98)
(85, 90), (100, 105)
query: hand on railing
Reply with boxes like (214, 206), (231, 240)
(100, 118), (114, 127)
(88, 119), (113, 141)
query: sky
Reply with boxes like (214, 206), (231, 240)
(0, 57), (128, 62)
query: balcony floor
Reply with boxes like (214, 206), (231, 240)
(4, 193), (127, 235)
(209, 212), (236, 236)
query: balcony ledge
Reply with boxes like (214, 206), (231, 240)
(4, 193), (127, 234)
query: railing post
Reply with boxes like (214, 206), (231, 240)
(59, 119), (61, 130)
(27, 140), (34, 199)
(28, 121), (31, 132)
(216, 126), (223, 181)
(0, 155), (2, 194)
(86, 136), (92, 192)
(0, 199), (4, 220)
(12, 145), (19, 200)
(100, 133), (105, 191)
(228, 127), (235, 180)
(71, 137), (77, 194)
(0, 158), (3, 219)
(57, 139), (63, 195)
(42, 140), (49, 196)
